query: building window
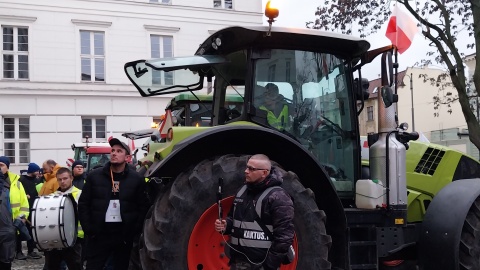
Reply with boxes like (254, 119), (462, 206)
(82, 118), (106, 141)
(3, 117), (30, 164)
(367, 106), (374, 121)
(80, 31), (105, 82)
(2, 26), (29, 80)
(214, 0), (233, 9)
(149, 0), (171, 3)
(151, 35), (173, 85)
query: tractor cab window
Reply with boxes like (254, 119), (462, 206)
(254, 50), (356, 196)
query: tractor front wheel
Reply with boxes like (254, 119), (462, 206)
(139, 154), (331, 269)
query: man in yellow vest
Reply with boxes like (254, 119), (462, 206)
(43, 167), (83, 270)
(259, 83), (290, 130)
(0, 156), (30, 261)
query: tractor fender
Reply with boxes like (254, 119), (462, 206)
(146, 124), (347, 269)
(418, 178), (480, 270)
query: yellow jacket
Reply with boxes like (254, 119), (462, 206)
(39, 164), (61, 196)
(7, 171), (29, 219)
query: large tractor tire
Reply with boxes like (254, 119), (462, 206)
(459, 196), (480, 270)
(139, 154), (331, 269)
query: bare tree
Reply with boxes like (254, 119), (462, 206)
(308, 0), (480, 149)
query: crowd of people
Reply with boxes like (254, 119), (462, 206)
(0, 138), (149, 270)
(0, 138), (294, 270)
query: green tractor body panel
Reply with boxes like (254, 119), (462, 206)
(142, 121), (259, 163)
(406, 141), (461, 196)
(406, 189), (433, 223)
(362, 136), (480, 223)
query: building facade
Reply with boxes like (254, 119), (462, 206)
(0, 0), (263, 172)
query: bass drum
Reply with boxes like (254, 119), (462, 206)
(31, 194), (77, 250)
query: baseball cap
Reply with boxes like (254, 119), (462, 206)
(109, 138), (131, 155)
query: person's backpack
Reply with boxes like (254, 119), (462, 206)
(236, 185), (296, 265)
(0, 178), (16, 264)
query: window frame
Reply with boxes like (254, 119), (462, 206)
(80, 30), (105, 83)
(1, 25), (29, 80)
(367, 106), (374, 121)
(213, 0), (233, 9)
(149, 0), (171, 3)
(81, 117), (106, 142)
(2, 117), (30, 164)
(150, 34), (174, 86)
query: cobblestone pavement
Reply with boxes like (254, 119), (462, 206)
(11, 253), (44, 270)
(11, 243), (44, 270)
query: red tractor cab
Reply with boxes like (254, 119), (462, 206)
(85, 146), (111, 173)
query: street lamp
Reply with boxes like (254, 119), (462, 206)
(402, 73), (415, 132)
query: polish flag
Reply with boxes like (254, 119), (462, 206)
(385, 5), (419, 54)
(128, 139), (136, 153)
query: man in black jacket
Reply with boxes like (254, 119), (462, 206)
(71, 160), (86, 190)
(215, 154), (294, 270)
(17, 163), (42, 260)
(78, 138), (148, 270)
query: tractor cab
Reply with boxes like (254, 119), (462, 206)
(125, 26), (372, 198)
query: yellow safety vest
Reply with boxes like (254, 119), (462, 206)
(259, 104), (289, 130)
(55, 186), (84, 239)
(8, 172), (30, 220)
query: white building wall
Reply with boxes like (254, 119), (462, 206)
(396, 67), (466, 139)
(0, 0), (263, 173)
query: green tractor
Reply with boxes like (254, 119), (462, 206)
(124, 8), (480, 270)
(140, 93), (244, 164)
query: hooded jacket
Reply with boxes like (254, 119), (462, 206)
(78, 162), (148, 242)
(225, 167), (294, 270)
(5, 171), (29, 219)
(39, 164), (61, 196)
(19, 174), (38, 210)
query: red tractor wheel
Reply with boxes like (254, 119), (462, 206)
(187, 196), (299, 269)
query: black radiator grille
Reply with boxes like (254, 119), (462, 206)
(414, 147), (445, 175)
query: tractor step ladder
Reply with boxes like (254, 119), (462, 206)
(348, 224), (378, 270)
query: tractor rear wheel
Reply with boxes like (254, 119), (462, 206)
(459, 196), (480, 270)
(139, 154), (331, 269)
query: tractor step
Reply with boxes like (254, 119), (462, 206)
(350, 263), (378, 269)
(347, 225), (378, 268)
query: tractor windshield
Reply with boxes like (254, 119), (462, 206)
(253, 50), (356, 195)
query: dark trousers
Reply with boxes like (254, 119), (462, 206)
(0, 262), (11, 270)
(85, 234), (132, 270)
(44, 239), (83, 270)
(15, 220), (36, 253)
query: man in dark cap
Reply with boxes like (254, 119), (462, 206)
(17, 163), (42, 259)
(78, 138), (148, 270)
(71, 160), (86, 190)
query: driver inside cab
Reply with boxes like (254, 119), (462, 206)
(257, 83), (289, 130)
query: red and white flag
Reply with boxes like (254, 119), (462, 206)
(385, 5), (419, 54)
(128, 139), (136, 153)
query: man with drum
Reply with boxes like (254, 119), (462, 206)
(78, 138), (148, 270)
(43, 167), (83, 270)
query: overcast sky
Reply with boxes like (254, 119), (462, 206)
(260, 0), (474, 80)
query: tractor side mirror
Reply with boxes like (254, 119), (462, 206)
(380, 86), (398, 108)
(355, 77), (370, 101)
